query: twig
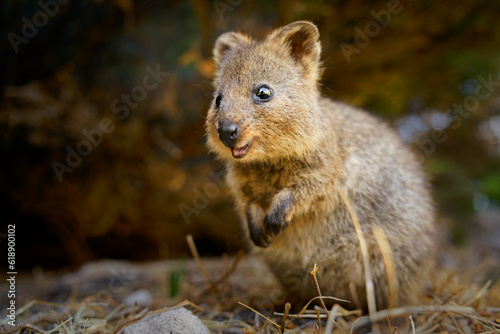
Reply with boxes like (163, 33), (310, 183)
(238, 302), (294, 334)
(186, 234), (210, 279)
(105, 304), (129, 321)
(275, 307), (360, 319)
(339, 189), (377, 318)
(387, 317), (394, 334)
(352, 304), (478, 328)
(447, 311), (464, 334)
(280, 303), (291, 334)
(315, 307), (322, 332)
(487, 307), (500, 312)
(441, 286), (465, 304)
(0, 311), (64, 334)
(254, 313), (261, 331)
(311, 264), (328, 313)
(16, 300), (72, 317)
(409, 315), (415, 334)
(284, 295), (351, 328)
(465, 280), (492, 306)
(320, 303), (349, 334)
(47, 316), (73, 333)
(20, 324), (51, 334)
(323, 304), (338, 334)
(348, 282), (362, 310)
(188, 235), (245, 297)
(201, 251), (245, 297)
(372, 226), (399, 309)
(386, 316), (394, 334)
(213, 250), (245, 286)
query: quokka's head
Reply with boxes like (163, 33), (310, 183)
(206, 21), (324, 163)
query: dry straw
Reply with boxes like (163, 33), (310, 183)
(4, 226), (500, 333)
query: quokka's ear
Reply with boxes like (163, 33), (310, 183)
(269, 21), (321, 77)
(213, 32), (251, 67)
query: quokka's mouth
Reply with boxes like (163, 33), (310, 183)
(231, 140), (252, 159)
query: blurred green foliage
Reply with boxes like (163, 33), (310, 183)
(1, 0), (499, 269)
(169, 261), (186, 298)
(484, 174), (500, 202)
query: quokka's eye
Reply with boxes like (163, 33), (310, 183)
(254, 85), (273, 102)
(215, 93), (222, 108)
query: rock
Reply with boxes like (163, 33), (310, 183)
(120, 307), (210, 334)
(123, 289), (153, 306)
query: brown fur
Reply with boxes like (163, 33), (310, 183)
(205, 21), (435, 310)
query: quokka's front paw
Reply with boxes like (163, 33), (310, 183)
(263, 191), (293, 238)
(264, 209), (289, 237)
(246, 192), (294, 248)
(250, 225), (274, 248)
(246, 203), (272, 248)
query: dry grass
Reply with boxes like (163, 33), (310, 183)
(3, 253), (500, 333)
(2, 228), (500, 333)
(3, 262), (500, 333)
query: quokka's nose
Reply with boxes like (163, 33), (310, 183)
(218, 119), (239, 148)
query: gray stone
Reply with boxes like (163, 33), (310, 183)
(120, 307), (210, 334)
(123, 289), (153, 307)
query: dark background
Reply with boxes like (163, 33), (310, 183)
(1, 0), (499, 271)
